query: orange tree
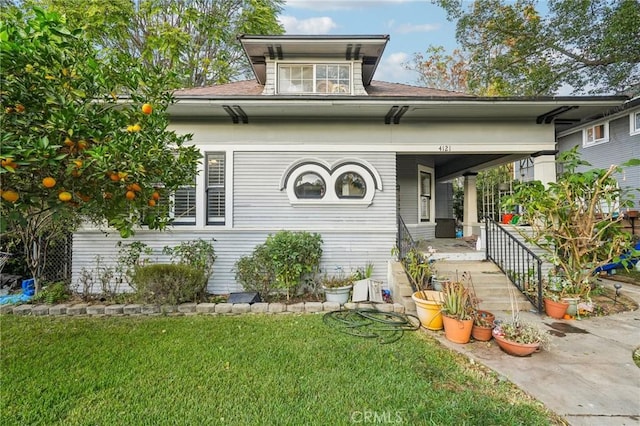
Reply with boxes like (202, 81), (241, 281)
(0, 7), (201, 290)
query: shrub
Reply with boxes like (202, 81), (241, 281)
(163, 239), (216, 285)
(263, 231), (323, 299)
(132, 264), (206, 304)
(234, 244), (277, 301)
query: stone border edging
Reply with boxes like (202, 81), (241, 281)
(0, 301), (406, 317)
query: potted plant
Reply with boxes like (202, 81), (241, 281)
(542, 270), (570, 319)
(440, 279), (474, 344)
(502, 147), (640, 304)
(403, 247), (444, 330)
(471, 310), (495, 341)
(492, 285), (550, 356)
(321, 272), (353, 304)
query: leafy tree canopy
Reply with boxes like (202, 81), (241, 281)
(429, 0), (640, 96)
(10, 0), (285, 88)
(0, 7), (201, 284)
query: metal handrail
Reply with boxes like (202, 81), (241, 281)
(397, 215), (415, 261)
(485, 217), (544, 313)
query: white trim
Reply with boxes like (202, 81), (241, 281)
(281, 158), (380, 206)
(582, 121), (609, 147)
(417, 165), (435, 223)
(631, 111), (640, 136)
(276, 62), (353, 95)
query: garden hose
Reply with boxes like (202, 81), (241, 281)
(323, 308), (421, 344)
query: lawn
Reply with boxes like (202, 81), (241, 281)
(1, 314), (560, 425)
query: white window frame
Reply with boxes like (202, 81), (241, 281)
(170, 184), (197, 225)
(630, 111), (640, 136)
(205, 151), (226, 225)
(277, 63), (352, 95)
(582, 122), (609, 147)
(281, 158), (381, 206)
(417, 165), (435, 223)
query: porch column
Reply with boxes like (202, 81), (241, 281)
(532, 153), (557, 187)
(463, 173), (478, 237)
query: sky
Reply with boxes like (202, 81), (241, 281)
(278, 0), (460, 85)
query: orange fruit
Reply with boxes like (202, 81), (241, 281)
(127, 183), (142, 192)
(15, 104), (25, 113)
(152, 191), (160, 201)
(42, 177), (56, 188)
(58, 191), (72, 202)
(125, 190), (136, 200)
(141, 103), (153, 115)
(64, 137), (75, 147)
(77, 140), (88, 150)
(1, 190), (19, 203)
(109, 173), (120, 182)
(1, 158), (14, 167)
(132, 123), (141, 132)
(73, 159), (83, 168)
(148, 199), (156, 207)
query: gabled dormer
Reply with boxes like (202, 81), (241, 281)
(238, 35), (389, 96)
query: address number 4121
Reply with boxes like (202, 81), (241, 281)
(438, 145), (451, 152)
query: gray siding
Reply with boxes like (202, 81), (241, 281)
(233, 151), (395, 228)
(72, 228), (395, 295)
(558, 110), (640, 209)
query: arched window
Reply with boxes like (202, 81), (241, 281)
(294, 172), (326, 199)
(335, 172), (366, 199)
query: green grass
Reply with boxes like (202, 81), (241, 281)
(1, 314), (559, 425)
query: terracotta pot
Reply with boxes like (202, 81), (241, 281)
(471, 324), (493, 341)
(492, 330), (540, 356)
(411, 291), (444, 330)
(442, 315), (473, 344)
(544, 298), (569, 319)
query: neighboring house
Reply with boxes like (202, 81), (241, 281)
(72, 35), (631, 294)
(556, 97), (640, 208)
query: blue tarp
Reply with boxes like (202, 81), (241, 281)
(594, 241), (640, 273)
(0, 293), (32, 305)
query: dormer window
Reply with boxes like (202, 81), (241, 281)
(278, 64), (351, 94)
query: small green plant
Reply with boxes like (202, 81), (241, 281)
(440, 280), (474, 320)
(402, 247), (434, 292)
(163, 239), (216, 284)
(32, 281), (70, 304)
(132, 264), (206, 304)
(320, 271), (354, 289)
(352, 262), (374, 280)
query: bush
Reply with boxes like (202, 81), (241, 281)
(234, 244), (277, 301)
(234, 231), (323, 301)
(263, 230), (323, 299)
(163, 239), (216, 285)
(132, 264), (206, 304)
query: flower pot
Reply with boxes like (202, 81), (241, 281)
(471, 324), (494, 341)
(492, 330), (540, 356)
(501, 213), (514, 224)
(544, 298), (569, 319)
(562, 297), (580, 316)
(431, 276), (450, 291)
(411, 291), (444, 330)
(471, 310), (495, 341)
(442, 315), (473, 344)
(323, 284), (352, 304)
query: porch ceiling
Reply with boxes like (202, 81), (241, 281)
(169, 97), (625, 132)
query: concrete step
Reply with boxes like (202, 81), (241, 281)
(389, 259), (536, 314)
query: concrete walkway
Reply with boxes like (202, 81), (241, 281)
(431, 278), (640, 426)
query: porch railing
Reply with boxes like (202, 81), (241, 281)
(397, 215), (415, 261)
(485, 217), (543, 313)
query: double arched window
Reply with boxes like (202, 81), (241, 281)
(281, 158), (382, 205)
